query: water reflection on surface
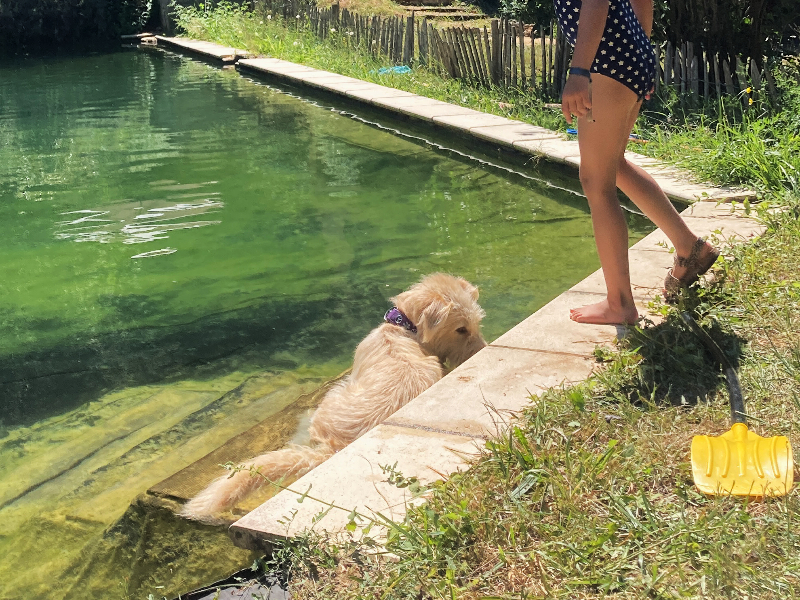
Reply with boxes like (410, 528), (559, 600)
(0, 48), (653, 600)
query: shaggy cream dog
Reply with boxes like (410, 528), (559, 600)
(181, 273), (487, 521)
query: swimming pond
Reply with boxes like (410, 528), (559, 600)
(0, 48), (653, 599)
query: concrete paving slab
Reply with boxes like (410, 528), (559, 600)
(383, 345), (597, 438)
(649, 174), (754, 204)
(680, 202), (753, 219)
(157, 36), (248, 62)
(300, 76), (370, 91)
(308, 80), (384, 94)
(432, 112), (518, 131)
(343, 85), (417, 102)
(292, 70), (358, 82)
(490, 290), (643, 355)
(370, 95), (460, 118)
(623, 151), (663, 168)
(571, 204), (760, 297)
(568, 248), (672, 299)
(390, 101), (484, 121)
(470, 123), (562, 146)
(514, 137), (581, 164)
(238, 58), (317, 74)
(635, 216), (765, 253)
(229, 424), (480, 548)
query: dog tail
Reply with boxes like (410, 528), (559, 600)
(179, 444), (334, 522)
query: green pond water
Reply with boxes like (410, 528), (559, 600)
(0, 48), (653, 599)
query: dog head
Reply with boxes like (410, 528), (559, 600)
(391, 273), (487, 369)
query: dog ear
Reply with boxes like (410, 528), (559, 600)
(416, 300), (453, 344)
(457, 277), (479, 302)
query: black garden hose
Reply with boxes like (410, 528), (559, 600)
(681, 312), (746, 426)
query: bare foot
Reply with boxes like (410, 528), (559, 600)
(570, 299), (639, 325)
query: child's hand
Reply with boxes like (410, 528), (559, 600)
(561, 76), (592, 124)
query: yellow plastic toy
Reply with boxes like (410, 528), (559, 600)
(683, 313), (794, 498)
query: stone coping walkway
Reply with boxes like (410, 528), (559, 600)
(144, 37), (762, 551)
(228, 202), (763, 551)
(154, 35), (752, 205)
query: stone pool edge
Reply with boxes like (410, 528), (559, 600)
(153, 35), (753, 205)
(228, 201), (763, 552)
(139, 37), (763, 551)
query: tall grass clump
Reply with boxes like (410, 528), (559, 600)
(637, 59), (800, 193)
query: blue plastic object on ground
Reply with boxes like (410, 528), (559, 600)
(565, 127), (647, 142)
(376, 65), (411, 75)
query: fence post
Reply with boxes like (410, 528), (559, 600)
(490, 20), (500, 85)
(505, 19), (513, 87)
(712, 52), (721, 98)
(722, 59), (734, 95)
(764, 66), (778, 104)
(473, 27), (489, 86)
(511, 22), (517, 87)
(519, 21), (526, 88)
(404, 15), (414, 65)
(540, 26), (547, 94)
(419, 17), (428, 65)
(483, 26), (492, 86)
(530, 25), (536, 91)
(664, 42), (673, 87)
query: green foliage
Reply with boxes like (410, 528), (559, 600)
(0, 0), (152, 52)
(636, 79), (800, 192)
(494, 0), (554, 25)
(655, 0), (800, 60)
(478, 0), (800, 60)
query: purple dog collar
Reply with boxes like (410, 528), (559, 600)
(384, 307), (417, 334)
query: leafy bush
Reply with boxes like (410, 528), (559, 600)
(494, 0), (553, 25)
(0, 0), (153, 53)
(655, 0), (800, 62)
(477, 0), (799, 61)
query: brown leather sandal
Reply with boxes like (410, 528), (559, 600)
(664, 237), (720, 302)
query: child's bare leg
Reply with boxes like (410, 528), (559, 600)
(615, 109), (717, 281)
(570, 75), (641, 325)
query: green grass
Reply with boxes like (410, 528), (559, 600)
(632, 75), (800, 192)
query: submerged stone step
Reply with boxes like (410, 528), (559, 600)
(149, 371), (348, 513)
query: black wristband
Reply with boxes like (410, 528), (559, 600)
(568, 67), (592, 79)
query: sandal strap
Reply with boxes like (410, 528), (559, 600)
(675, 237), (707, 269)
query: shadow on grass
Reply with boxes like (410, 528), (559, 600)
(600, 295), (746, 408)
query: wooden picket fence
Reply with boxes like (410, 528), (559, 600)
(255, 0), (784, 104)
(655, 41), (779, 103)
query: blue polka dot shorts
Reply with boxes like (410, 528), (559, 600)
(554, 0), (656, 99)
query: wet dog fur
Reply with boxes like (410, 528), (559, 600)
(180, 273), (487, 521)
